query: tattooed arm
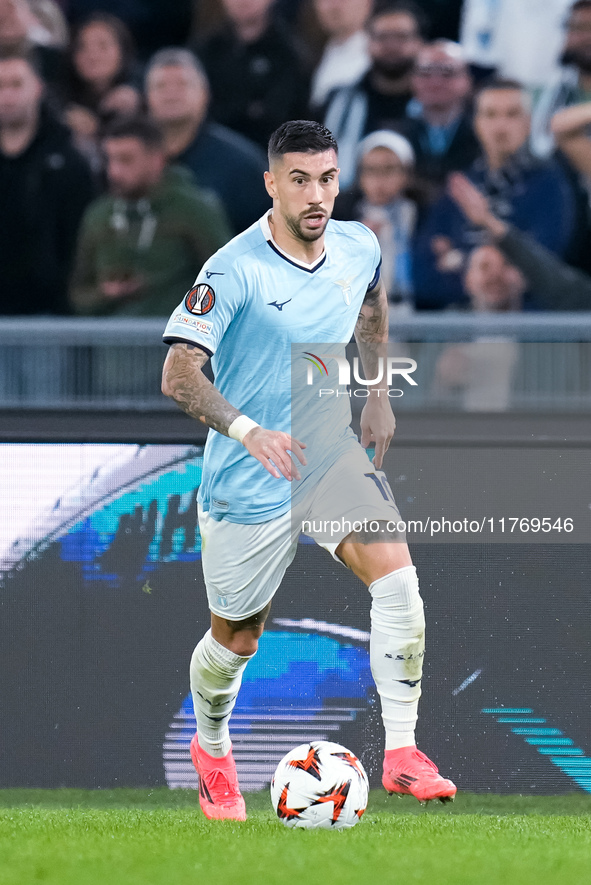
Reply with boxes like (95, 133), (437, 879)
(162, 342), (306, 480)
(354, 279), (395, 469)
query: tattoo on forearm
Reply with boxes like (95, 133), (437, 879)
(355, 283), (389, 382)
(355, 284), (388, 344)
(162, 343), (240, 435)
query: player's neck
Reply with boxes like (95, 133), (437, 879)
(268, 212), (326, 265)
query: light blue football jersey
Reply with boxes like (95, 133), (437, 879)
(163, 211), (381, 523)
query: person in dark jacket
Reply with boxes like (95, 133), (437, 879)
(323, 0), (426, 188)
(412, 79), (578, 309)
(146, 47), (270, 235)
(0, 50), (94, 315)
(62, 13), (142, 169)
(69, 115), (231, 316)
(400, 40), (480, 193)
(448, 170), (591, 310)
(0, 0), (65, 92)
(67, 1), (193, 61)
(195, 0), (311, 150)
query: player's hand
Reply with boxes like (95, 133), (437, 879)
(242, 427), (307, 481)
(360, 396), (396, 469)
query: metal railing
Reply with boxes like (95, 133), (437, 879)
(0, 314), (590, 411)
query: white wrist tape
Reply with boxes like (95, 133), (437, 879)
(228, 415), (259, 443)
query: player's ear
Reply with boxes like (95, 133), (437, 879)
(264, 170), (277, 199)
(335, 167), (340, 197)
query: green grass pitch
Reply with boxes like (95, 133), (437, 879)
(1, 789), (590, 885)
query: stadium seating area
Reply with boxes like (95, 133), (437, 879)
(2, 0), (591, 409)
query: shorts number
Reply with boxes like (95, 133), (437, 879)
(364, 472), (395, 503)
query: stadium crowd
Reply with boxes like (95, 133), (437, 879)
(2, 0), (591, 317)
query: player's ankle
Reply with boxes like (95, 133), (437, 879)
(385, 744), (416, 753)
(196, 734), (232, 760)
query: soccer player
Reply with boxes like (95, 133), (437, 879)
(161, 120), (456, 820)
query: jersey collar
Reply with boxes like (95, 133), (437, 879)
(260, 210), (327, 273)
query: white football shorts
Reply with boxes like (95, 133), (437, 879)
(199, 439), (403, 619)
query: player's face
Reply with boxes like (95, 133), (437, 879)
(0, 59), (42, 126)
(264, 149), (340, 243)
(103, 136), (165, 198)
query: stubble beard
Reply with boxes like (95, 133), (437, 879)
(286, 212), (329, 243)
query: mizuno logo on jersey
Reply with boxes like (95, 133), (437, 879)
(205, 271), (225, 279)
(267, 299), (292, 311)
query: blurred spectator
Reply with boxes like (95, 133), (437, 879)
(448, 170), (591, 309)
(62, 14), (142, 168)
(195, 0), (311, 150)
(401, 39), (479, 191)
(323, 0), (425, 187)
(309, 0), (372, 109)
(70, 115), (231, 316)
(433, 245), (524, 411)
(28, 0), (68, 47)
(0, 50), (94, 315)
(462, 244), (526, 311)
(552, 99), (591, 182)
(190, 0), (226, 38)
(146, 47), (270, 234)
(0, 0), (64, 87)
(68, 2), (193, 60)
(417, 0), (463, 41)
(413, 79), (578, 309)
(461, 0), (572, 91)
(333, 129), (417, 307)
(531, 0), (591, 157)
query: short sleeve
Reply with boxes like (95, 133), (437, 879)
(162, 256), (244, 355)
(362, 224), (382, 291)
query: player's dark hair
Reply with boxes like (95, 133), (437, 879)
(370, 1), (429, 38)
(101, 115), (165, 151)
(268, 120), (338, 165)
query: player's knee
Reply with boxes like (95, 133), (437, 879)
(210, 626), (262, 657)
(212, 603), (270, 656)
(369, 565), (424, 634)
(226, 632), (260, 657)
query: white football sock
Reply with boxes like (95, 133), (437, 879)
(190, 629), (254, 757)
(369, 565), (425, 751)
